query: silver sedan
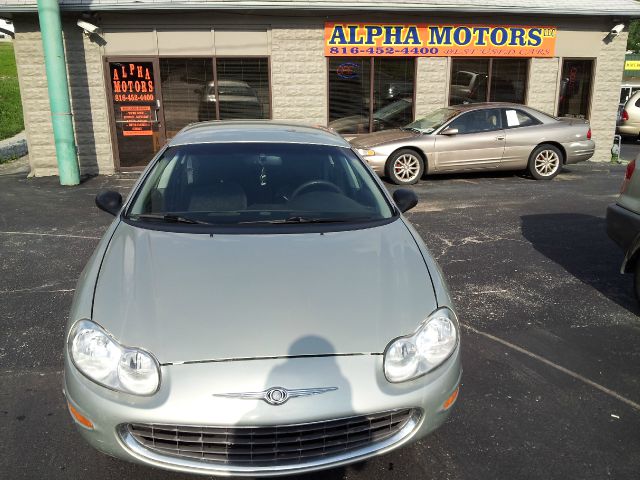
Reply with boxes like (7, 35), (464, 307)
(63, 122), (461, 477)
(350, 103), (595, 184)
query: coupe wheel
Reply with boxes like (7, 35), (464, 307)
(386, 149), (424, 185)
(528, 144), (563, 180)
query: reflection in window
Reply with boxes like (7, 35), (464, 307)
(450, 59), (489, 105)
(215, 58), (270, 120)
(328, 58), (371, 134)
(557, 59), (593, 119)
(489, 59), (528, 103)
(159, 57), (270, 138)
(160, 58), (213, 139)
(449, 59), (528, 106)
(372, 58), (415, 132)
(328, 58), (415, 134)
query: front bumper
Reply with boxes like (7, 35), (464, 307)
(64, 348), (461, 477)
(362, 155), (388, 176)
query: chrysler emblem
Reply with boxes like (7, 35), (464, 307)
(213, 386), (337, 406)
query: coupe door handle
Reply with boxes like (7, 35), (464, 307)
(496, 135), (505, 141)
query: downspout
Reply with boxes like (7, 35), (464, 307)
(37, 0), (80, 185)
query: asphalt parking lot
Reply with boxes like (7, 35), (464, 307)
(1, 162), (639, 479)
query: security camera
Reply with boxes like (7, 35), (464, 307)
(77, 19), (99, 35)
(611, 23), (625, 36)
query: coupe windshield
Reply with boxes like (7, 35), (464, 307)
(128, 142), (394, 226)
(403, 108), (460, 133)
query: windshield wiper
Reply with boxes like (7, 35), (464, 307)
(130, 213), (211, 225)
(239, 216), (373, 225)
(400, 127), (422, 133)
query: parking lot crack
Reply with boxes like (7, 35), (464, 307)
(463, 324), (640, 412)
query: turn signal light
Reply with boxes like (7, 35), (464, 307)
(442, 386), (460, 410)
(68, 402), (94, 429)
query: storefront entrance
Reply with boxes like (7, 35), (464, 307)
(106, 56), (271, 171)
(106, 58), (166, 170)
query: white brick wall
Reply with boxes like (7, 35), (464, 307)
(591, 31), (628, 162)
(415, 57), (448, 117)
(527, 57), (560, 115)
(271, 25), (326, 124)
(13, 16), (114, 177)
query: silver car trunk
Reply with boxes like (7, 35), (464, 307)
(92, 219), (437, 363)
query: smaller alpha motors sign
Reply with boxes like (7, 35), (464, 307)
(109, 62), (157, 137)
(324, 23), (557, 57)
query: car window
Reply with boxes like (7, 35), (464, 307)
(446, 108), (502, 134)
(503, 109), (541, 129)
(127, 142), (394, 226)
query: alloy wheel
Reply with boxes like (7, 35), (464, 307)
(393, 154), (421, 182)
(534, 150), (560, 177)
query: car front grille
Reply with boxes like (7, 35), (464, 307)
(124, 408), (419, 467)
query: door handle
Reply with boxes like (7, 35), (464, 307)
(496, 135), (505, 141)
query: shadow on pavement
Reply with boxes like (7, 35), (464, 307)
(520, 213), (639, 315)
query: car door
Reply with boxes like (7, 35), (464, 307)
(433, 108), (505, 171)
(500, 108), (544, 169)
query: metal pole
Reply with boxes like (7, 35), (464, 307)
(37, 0), (80, 185)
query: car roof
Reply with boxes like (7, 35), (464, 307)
(169, 121), (351, 148)
(450, 102), (529, 112)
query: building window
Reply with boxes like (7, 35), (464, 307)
(215, 57), (271, 120)
(328, 57), (415, 134)
(557, 59), (594, 119)
(449, 58), (529, 105)
(160, 58), (214, 139)
(159, 57), (270, 138)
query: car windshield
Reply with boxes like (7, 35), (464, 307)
(403, 108), (460, 133)
(127, 142), (394, 226)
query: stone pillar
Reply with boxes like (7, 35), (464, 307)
(271, 24), (326, 125)
(414, 57), (448, 117)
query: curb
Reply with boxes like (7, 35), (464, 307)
(0, 131), (28, 161)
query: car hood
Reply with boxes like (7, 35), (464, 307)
(349, 129), (419, 148)
(92, 219), (437, 363)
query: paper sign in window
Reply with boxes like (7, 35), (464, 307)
(506, 110), (520, 127)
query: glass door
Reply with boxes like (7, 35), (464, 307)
(106, 58), (166, 169)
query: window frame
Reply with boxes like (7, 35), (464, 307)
(326, 57), (417, 135)
(444, 107), (503, 135)
(447, 57), (530, 106)
(501, 108), (542, 130)
(157, 54), (273, 122)
(555, 57), (595, 120)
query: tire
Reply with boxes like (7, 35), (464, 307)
(386, 149), (425, 185)
(528, 144), (563, 180)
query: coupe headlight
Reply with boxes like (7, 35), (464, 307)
(69, 320), (160, 395)
(384, 307), (459, 383)
(357, 148), (376, 157)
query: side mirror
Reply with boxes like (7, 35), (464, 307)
(393, 188), (418, 213)
(440, 127), (459, 136)
(95, 190), (123, 216)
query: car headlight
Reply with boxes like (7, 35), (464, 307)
(68, 320), (160, 395)
(357, 148), (377, 157)
(384, 307), (459, 383)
